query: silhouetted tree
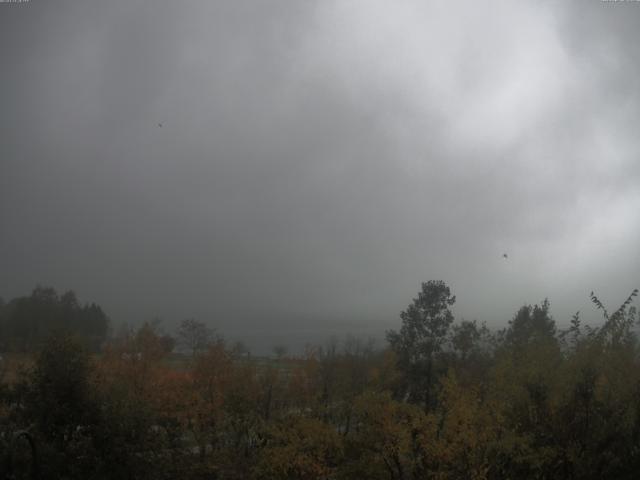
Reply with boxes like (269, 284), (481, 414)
(387, 280), (455, 410)
(272, 345), (287, 360)
(504, 299), (556, 349)
(19, 334), (101, 478)
(177, 318), (213, 358)
(0, 287), (108, 352)
(451, 319), (486, 361)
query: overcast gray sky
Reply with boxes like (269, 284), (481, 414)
(1, 0), (639, 351)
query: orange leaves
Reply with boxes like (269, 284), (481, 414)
(255, 417), (343, 480)
(152, 368), (194, 429)
(192, 342), (233, 406)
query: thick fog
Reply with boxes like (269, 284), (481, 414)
(1, 0), (639, 351)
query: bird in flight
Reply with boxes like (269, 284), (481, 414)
(503, 253), (508, 259)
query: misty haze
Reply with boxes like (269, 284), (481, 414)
(1, 1), (639, 479)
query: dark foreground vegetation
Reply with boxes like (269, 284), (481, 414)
(1, 282), (639, 479)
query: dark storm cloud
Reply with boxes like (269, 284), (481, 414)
(1, 0), (639, 351)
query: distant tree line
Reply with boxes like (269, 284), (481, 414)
(0, 286), (109, 352)
(1, 281), (640, 479)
